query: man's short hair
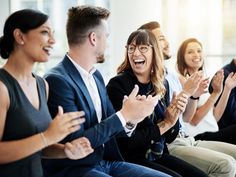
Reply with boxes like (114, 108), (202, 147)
(66, 5), (110, 46)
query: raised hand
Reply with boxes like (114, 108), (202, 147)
(225, 72), (236, 90)
(183, 71), (203, 96)
(165, 91), (188, 126)
(164, 92), (181, 126)
(43, 106), (85, 146)
(211, 69), (224, 94)
(175, 91), (189, 112)
(64, 137), (94, 160)
(192, 77), (210, 98)
(120, 85), (159, 125)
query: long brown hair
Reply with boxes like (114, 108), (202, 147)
(177, 38), (203, 76)
(117, 29), (166, 98)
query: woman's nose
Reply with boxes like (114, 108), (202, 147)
(133, 46), (141, 55)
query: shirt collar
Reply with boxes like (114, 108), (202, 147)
(66, 54), (96, 78)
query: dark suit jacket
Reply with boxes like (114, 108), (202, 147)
(42, 56), (124, 176)
(106, 70), (179, 162)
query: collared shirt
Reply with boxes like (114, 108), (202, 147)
(68, 55), (102, 122)
(67, 55), (131, 133)
(165, 69), (188, 136)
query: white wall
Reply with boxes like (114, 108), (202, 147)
(109, 0), (162, 76)
(0, 1), (10, 36)
(0, 0), (10, 63)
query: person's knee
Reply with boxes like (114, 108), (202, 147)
(215, 157), (236, 176)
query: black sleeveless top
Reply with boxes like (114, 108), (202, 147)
(0, 69), (51, 177)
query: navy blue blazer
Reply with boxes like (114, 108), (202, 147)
(42, 56), (124, 176)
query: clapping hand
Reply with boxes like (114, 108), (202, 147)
(165, 91), (188, 126)
(183, 71), (203, 96)
(192, 77), (210, 98)
(121, 85), (160, 125)
(211, 69), (224, 94)
(43, 106), (85, 146)
(64, 137), (94, 160)
(225, 72), (236, 91)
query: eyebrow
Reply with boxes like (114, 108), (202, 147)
(41, 26), (55, 33)
(41, 25), (50, 29)
(158, 35), (165, 38)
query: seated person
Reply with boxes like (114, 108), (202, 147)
(107, 29), (208, 177)
(0, 9), (92, 177)
(42, 5), (170, 177)
(176, 38), (236, 145)
(139, 22), (236, 177)
(209, 58), (236, 130)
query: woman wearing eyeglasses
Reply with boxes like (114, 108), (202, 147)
(106, 29), (208, 177)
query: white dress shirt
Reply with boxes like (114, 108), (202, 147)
(67, 55), (134, 134)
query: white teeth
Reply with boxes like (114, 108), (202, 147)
(43, 47), (52, 51)
(43, 47), (53, 55)
(134, 59), (145, 62)
(193, 58), (201, 62)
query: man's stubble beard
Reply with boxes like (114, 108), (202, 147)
(164, 52), (171, 60)
(97, 54), (105, 63)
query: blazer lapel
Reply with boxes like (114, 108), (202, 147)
(62, 56), (97, 121)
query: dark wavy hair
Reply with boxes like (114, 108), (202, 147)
(0, 9), (48, 59)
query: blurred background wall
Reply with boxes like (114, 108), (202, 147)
(1, 0), (236, 83)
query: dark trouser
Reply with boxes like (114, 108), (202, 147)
(136, 153), (208, 177)
(195, 124), (236, 145)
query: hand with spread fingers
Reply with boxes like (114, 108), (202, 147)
(175, 92), (189, 112)
(183, 71), (203, 96)
(43, 106), (85, 146)
(64, 137), (94, 160)
(192, 77), (210, 98)
(120, 85), (159, 125)
(165, 92), (188, 127)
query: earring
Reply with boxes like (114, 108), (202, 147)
(151, 68), (154, 73)
(20, 41), (24, 45)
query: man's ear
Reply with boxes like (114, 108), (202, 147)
(13, 28), (24, 45)
(88, 32), (96, 46)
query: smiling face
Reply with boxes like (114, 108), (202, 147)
(21, 20), (55, 62)
(118, 29), (166, 97)
(128, 41), (153, 82)
(184, 42), (203, 72)
(152, 28), (171, 60)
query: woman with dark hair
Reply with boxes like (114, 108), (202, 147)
(107, 30), (208, 177)
(0, 9), (93, 177)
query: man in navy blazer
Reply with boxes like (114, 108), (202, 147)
(42, 5), (170, 177)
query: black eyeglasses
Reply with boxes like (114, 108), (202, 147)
(126, 44), (153, 54)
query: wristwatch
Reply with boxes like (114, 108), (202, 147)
(190, 96), (199, 100)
